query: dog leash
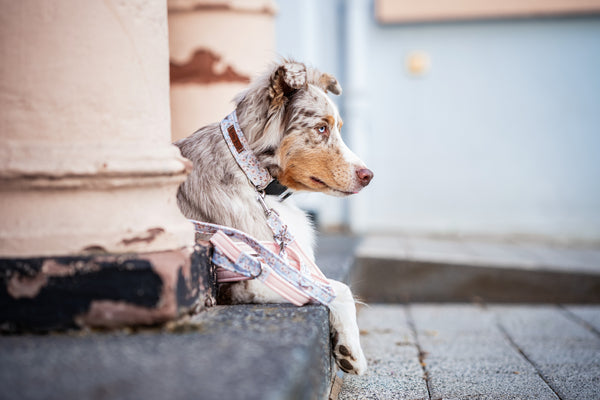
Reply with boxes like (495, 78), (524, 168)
(187, 110), (336, 306)
(220, 110), (295, 255)
(190, 220), (335, 306)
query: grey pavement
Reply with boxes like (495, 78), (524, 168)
(339, 304), (600, 400)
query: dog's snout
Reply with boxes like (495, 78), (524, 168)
(356, 168), (373, 187)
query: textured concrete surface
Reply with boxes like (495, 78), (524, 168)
(0, 304), (330, 400)
(339, 305), (428, 400)
(494, 306), (600, 400)
(353, 235), (600, 303)
(339, 304), (600, 400)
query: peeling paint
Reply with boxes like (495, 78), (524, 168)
(75, 299), (176, 329)
(170, 49), (250, 85)
(190, 3), (275, 15)
(168, 1), (276, 15)
(121, 227), (165, 246)
(82, 245), (108, 254)
(41, 260), (79, 276)
(7, 273), (48, 298)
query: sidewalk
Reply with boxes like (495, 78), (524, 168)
(339, 303), (600, 400)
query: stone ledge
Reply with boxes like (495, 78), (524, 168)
(353, 234), (600, 303)
(353, 256), (600, 303)
(0, 244), (216, 332)
(0, 304), (331, 400)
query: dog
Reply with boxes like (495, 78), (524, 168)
(175, 60), (373, 375)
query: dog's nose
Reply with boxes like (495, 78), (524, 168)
(356, 168), (374, 187)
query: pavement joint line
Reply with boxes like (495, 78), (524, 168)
(404, 303), (433, 400)
(494, 316), (563, 400)
(557, 304), (600, 338)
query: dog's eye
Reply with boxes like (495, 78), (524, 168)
(316, 126), (328, 134)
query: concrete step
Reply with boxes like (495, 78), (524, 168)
(351, 235), (600, 303)
(0, 304), (332, 400)
(339, 303), (600, 400)
(0, 233), (358, 400)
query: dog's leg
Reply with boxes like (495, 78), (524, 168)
(228, 278), (367, 375)
(328, 280), (368, 375)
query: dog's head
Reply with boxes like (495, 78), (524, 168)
(236, 60), (373, 197)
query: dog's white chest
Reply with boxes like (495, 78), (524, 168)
(265, 196), (316, 262)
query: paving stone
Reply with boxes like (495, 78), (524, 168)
(0, 304), (331, 400)
(338, 304), (428, 400)
(410, 304), (559, 400)
(493, 305), (600, 400)
(565, 305), (600, 333)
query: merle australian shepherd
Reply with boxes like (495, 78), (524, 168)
(176, 60), (373, 374)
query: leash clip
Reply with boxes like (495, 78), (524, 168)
(256, 190), (271, 216)
(256, 189), (288, 256)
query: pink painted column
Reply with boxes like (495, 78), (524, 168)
(0, 0), (195, 257)
(168, 0), (276, 141)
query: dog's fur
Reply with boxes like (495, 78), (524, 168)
(176, 60), (372, 374)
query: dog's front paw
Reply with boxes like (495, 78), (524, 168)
(331, 328), (368, 375)
(328, 280), (368, 375)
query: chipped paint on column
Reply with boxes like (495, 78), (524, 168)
(168, 0), (276, 141)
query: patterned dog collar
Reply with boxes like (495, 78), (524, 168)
(220, 110), (273, 190)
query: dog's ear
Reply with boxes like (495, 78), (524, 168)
(318, 73), (342, 95)
(269, 61), (307, 109)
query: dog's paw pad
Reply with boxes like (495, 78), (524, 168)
(338, 345), (356, 360)
(333, 343), (365, 375)
(338, 358), (355, 373)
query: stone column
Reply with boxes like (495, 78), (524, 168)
(0, 0), (194, 256)
(168, 0), (276, 141)
(0, 0), (212, 331)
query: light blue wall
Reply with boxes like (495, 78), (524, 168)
(276, 1), (600, 241)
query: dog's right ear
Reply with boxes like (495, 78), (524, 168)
(268, 61), (307, 111)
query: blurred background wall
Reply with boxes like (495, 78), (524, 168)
(167, 0), (600, 244)
(275, 0), (600, 243)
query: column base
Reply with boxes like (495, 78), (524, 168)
(0, 243), (216, 333)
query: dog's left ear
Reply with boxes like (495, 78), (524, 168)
(269, 61), (308, 110)
(318, 73), (342, 95)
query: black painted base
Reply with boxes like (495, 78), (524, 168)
(0, 244), (216, 333)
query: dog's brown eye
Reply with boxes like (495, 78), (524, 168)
(316, 126), (328, 134)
